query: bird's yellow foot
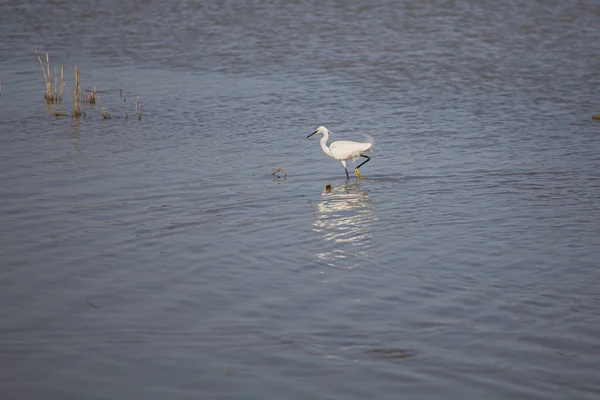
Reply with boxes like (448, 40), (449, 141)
(355, 168), (361, 178)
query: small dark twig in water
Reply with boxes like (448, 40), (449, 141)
(87, 302), (99, 309)
(271, 168), (287, 179)
(366, 348), (417, 359)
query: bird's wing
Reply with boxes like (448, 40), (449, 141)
(330, 141), (372, 152)
(330, 141), (373, 160)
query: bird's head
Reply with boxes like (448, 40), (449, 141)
(307, 126), (329, 138)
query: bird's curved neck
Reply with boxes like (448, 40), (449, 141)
(320, 132), (333, 157)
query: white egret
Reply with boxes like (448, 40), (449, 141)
(307, 126), (373, 179)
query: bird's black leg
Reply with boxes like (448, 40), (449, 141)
(356, 155), (371, 169)
(345, 168), (350, 180)
(355, 155), (371, 178)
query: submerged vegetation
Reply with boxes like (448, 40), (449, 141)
(35, 48), (142, 121)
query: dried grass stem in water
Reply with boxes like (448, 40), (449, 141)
(134, 97), (142, 120)
(97, 94), (112, 119)
(86, 86), (97, 104)
(35, 48), (63, 103)
(73, 66), (82, 118)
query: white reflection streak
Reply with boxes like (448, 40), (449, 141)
(313, 183), (375, 266)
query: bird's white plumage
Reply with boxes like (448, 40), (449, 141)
(307, 126), (373, 179)
(329, 140), (372, 161)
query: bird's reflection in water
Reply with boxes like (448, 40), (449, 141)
(313, 182), (375, 267)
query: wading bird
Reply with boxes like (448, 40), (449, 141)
(307, 126), (373, 179)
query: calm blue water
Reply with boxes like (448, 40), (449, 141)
(1, 1), (600, 399)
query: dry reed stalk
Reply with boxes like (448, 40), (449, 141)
(34, 48), (64, 103)
(59, 66), (65, 100)
(100, 105), (110, 119)
(85, 86), (97, 104)
(134, 97), (142, 120)
(35, 48), (51, 101)
(73, 66), (81, 118)
(54, 67), (58, 101)
(96, 94), (116, 119)
(97, 94), (109, 119)
(45, 52), (51, 100)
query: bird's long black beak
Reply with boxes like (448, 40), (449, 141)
(307, 131), (317, 139)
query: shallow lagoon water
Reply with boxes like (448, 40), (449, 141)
(1, 0), (600, 399)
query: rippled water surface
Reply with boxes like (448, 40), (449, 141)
(1, 0), (600, 399)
